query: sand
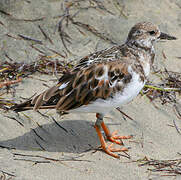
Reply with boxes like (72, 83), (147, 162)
(0, 0), (181, 179)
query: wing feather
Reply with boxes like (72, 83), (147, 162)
(34, 60), (131, 111)
(33, 60), (132, 111)
(33, 93), (44, 110)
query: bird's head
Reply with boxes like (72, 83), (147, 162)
(126, 22), (177, 49)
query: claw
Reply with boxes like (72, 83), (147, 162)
(107, 130), (133, 145)
(101, 123), (133, 145)
(102, 143), (128, 158)
(108, 143), (128, 152)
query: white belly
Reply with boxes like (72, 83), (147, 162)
(70, 67), (145, 114)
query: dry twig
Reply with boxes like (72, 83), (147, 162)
(133, 156), (181, 176)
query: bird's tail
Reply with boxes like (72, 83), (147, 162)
(10, 100), (34, 112)
(10, 99), (57, 112)
(10, 85), (60, 112)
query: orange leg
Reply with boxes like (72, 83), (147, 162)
(95, 113), (131, 158)
(94, 124), (128, 158)
(101, 121), (133, 145)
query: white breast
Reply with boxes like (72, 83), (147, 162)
(112, 66), (145, 106)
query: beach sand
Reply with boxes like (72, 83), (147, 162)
(0, 0), (181, 179)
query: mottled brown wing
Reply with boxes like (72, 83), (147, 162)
(10, 73), (75, 112)
(30, 60), (132, 111)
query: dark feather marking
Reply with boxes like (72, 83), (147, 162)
(44, 93), (61, 106)
(80, 90), (90, 103)
(73, 75), (85, 88)
(76, 83), (87, 98)
(86, 71), (94, 81)
(55, 96), (67, 109)
(96, 67), (104, 77)
(114, 68), (120, 75)
(57, 89), (77, 110)
(119, 73), (124, 79)
(63, 99), (77, 110)
(111, 76), (117, 82)
(90, 78), (99, 89)
(94, 87), (102, 97)
(63, 83), (73, 95)
(58, 73), (74, 83)
(105, 80), (109, 89)
(123, 74), (132, 83)
(78, 56), (89, 64)
(11, 100), (33, 112)
(66, 100), (82, 110)
(83, 91), (95, 105)
(103, 88), (111, 98)
(140, 74), (145, 82)
(116, 85), (122, 91)
(108, 71), (114, 78)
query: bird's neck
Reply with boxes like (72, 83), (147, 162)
(125, 40), (155, 78)
(126, 39), (154, 52)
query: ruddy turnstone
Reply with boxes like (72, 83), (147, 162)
(11, 22), (176, 158)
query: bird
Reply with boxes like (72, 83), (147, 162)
(11, 22), (177, 158)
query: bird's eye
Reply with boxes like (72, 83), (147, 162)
(136, 30), (142, 34)
(149, 31), (156, 35)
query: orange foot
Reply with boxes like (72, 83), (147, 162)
(94, 124), (129, 158)
(101, 122), (133, 145)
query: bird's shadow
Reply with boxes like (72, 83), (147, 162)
(0, 119), (100, 153)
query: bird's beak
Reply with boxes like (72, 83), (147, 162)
(159, 32), (177, 40)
